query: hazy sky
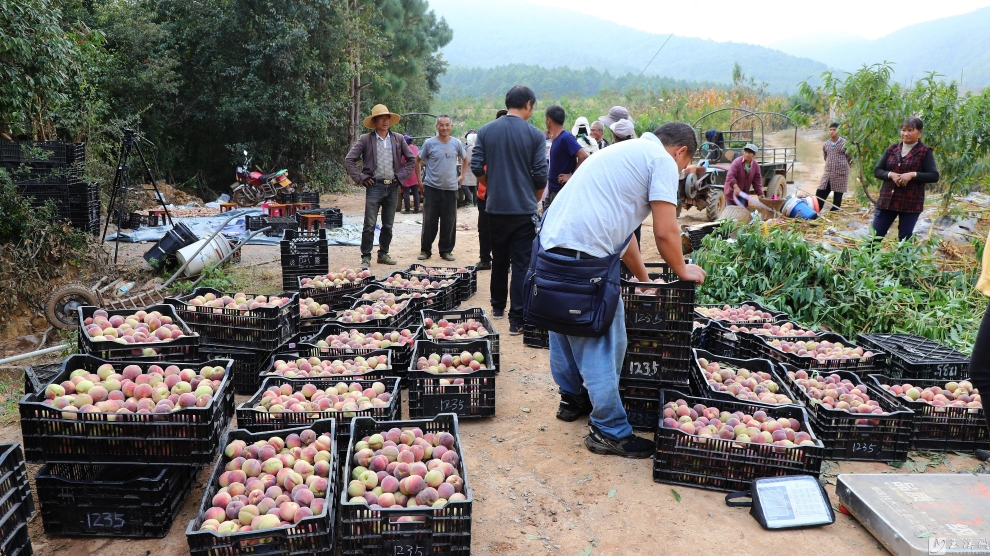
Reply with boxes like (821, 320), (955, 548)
(525, 0), (990, 45)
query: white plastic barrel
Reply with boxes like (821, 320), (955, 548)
(176, 235), (233, 277)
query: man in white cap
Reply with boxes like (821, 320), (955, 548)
(345, 104), (417, 269)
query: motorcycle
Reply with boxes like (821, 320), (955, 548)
(231, 150), (293, 207)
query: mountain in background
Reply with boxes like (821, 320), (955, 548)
(770, 7), (990, 86)
(437, 64), (720, 100)
(430, 0), (828, 93)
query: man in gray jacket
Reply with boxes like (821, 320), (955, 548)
(345, 104), (416, 269)
(470, 86), (548, 334)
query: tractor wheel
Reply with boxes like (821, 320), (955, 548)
(705, 188), (725, 222)
(46, 285), (98, 330)
(766, 174), (788, 198)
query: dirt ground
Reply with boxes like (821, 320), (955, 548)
(6, 130), (988, 556)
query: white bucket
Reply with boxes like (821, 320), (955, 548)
(176, 236), (233, 277)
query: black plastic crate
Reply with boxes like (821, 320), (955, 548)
(858, 333), (969, 380)
(290, 191), (320, 206)
(345, 283), (450, 317)
(620, 273), (695, 333)
(339, 415), (471, 555)
(407, 264), (478, 302)
(337, 297), (417, 329)
(280, 228), (328, 255)
(199, 343), (274, 396)
(701, 319), (746, 359)
(68, 180), (98, 203)
(522, 324), (549, 349)
(23, 363), (62, 396)
(236, 376), (401, 457)
(296, 208), (342, 229)
(298, 311), (336, 338)
(867, 374), (987, 452)
(0, 520), (31, 556)
(622, 329), (693, 386)
(164, 288), (299, 351)
(0, 141), (20, 164)
(261, 349), (392, 383)
(685, 222), (729, 252)
(35, 463), (199, 537)
(244, 214), (264, 231)
(378, 271), (461, 311)
(186, 420), (338, 556)
(653, 389), (824, 493)
(691, 319), (709, 350)
(295, 323), (421, 371)
(619, 378), (662, 431)
(694, 300), (789, 324)
(19, 355), (234, 465)
(747, 332), (888, 374)
(263, 216), (298, 237)
(420, 308), (500, 367)
(407, 340), (496, 419)
(690, 349), (801, 408)
(0, 443), (36, 543)
(778, 366), (914, 462)
(299, 272), (376, 311)
(76, 304), (200, 362)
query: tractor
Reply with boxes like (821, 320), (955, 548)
(678, 109), (797, 221)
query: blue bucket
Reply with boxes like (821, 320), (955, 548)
(782, 196), (818, 220)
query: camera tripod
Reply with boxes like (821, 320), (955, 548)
(101, 129), (172, 264)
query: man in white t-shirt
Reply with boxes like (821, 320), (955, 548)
(539, 122), (707, 459)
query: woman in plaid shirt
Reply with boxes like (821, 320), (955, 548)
(871, 117), (939, 240)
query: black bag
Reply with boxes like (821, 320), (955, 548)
(522, 212), (630, 338)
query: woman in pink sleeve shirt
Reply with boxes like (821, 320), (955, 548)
(724, 143), (763, 206)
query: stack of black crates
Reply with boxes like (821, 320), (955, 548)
(20, 352), (236, 539)
(1, 140), (99, 235)
(280, 229), (330, 292)
(164, 289), (300, 395)
(0, 443), (35, 554)
(617, 262), (696, 430)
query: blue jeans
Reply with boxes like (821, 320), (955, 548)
(549, 299), (630, 440)
(361, 181), (399, 257)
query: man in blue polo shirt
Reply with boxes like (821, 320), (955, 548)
(540, 122), (707, 458)
(544, 104), (588, 208)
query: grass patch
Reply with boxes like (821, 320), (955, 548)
(0, 369), (24, 425)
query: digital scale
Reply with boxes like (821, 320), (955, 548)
(725, 475), (835, 529)
(837, 474), (990, 555)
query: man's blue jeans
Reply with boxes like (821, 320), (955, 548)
(549, 299), (631, 440)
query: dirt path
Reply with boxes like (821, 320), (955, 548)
(9, 182), (984, 556)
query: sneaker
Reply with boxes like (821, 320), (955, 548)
(377, 253), (396, 265)
(360, 256), (371, 269)
(977, 449), (990, 462)
(584, 424), (654, 459)
(830, 207), (840, 212)
(402, 209), (411, 214)
(556, 389), (593, 422)
(491, 308), (504, 319)
(413, 209), (420, 214)
(476, 260), (492, 270)
(440, 252), (456, 262)
(508, 323), (523, 335)
(417, 251), (431, 261)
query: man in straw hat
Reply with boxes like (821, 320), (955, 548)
(345, 104), (416, 268)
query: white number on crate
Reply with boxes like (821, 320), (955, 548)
(627, 360), (659, 377)
(850, 442), (879, 456)
(392, 545), (426, 556)
(440, 398), (466, 412)
(86, 512), (125, 530)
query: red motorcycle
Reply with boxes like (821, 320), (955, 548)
(231, 150), (293, 207)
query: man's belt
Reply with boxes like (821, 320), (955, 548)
(375, 178), (396, 185)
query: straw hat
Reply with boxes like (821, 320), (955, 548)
(363, 104), (401, 129)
